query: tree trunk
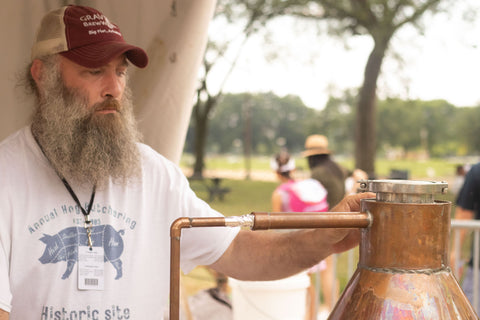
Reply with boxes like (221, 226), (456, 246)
(355, 39), (389, 177)
(192, 105), (208, 179)
(192, 96), (218, 178)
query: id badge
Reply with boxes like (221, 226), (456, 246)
(78, 246), (105, 290)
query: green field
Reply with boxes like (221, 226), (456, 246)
(182, 154), (465, 181)
(188, 178), (277, 216)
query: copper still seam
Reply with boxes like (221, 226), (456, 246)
(169, 212), (371, 320)
(358, 264), (451, 275)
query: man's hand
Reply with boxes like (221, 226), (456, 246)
(313, 192), (375, 255)
(333, 192), (374, 213)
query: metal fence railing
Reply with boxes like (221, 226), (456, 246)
(451, 219), (480, 314)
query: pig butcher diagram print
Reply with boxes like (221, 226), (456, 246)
(39, 225), (125, 280)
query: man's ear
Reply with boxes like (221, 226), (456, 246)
(30, 59), (44, 86)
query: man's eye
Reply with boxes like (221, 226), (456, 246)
(89, 70), (102, 75)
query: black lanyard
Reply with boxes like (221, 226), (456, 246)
(33, 133), (96, 249)
(61, 178), (96, 250)
(60, 177), (96, 221)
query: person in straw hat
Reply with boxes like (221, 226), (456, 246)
(302, 134), (348, 313)
(302, 135), (347, 209)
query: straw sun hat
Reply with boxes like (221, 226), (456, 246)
(301, 134), (330, 157)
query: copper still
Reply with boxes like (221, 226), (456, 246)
(169, 179), (478, 320)
(328, 179), (478, 319)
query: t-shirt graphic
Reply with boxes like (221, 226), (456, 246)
(38, 225), (124, 280)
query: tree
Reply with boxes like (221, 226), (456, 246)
(186, 91), (480, 159)
(188, 92), (316, 155)
(310, 90), (357, 155)
(456, 106), (480, 155)
(191, 0), (300, 178)
(376, 98), (456, 157)
(284, 0), (450, 175)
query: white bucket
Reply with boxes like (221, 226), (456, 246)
(229, 272), (311, 320)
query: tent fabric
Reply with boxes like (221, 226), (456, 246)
(1, 0), (215, 164)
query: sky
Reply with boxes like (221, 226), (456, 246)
(209, 2), (480, 110)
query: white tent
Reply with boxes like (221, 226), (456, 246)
(1, 0), (216, 164)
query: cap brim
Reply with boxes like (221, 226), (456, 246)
(61, 41), (148, 68)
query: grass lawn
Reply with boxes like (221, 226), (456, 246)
(188, 178), (277, 216)
(182, 154), (465, 181)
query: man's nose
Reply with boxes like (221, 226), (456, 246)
(101, 71), (124, 99)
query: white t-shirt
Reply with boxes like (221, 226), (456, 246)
(0, 126), (239, 319)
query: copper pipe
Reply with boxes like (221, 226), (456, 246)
(169, 211), (368, 320)
(252, 212), (371, 230)
(170, 217), (227, 320)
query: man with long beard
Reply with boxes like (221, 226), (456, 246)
(30, 54), (141, 188)
(0, 5), (371, 319)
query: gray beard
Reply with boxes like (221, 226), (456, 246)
(31, 65), (142, 188)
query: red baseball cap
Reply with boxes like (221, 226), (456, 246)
(31, 5), (148, 68)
